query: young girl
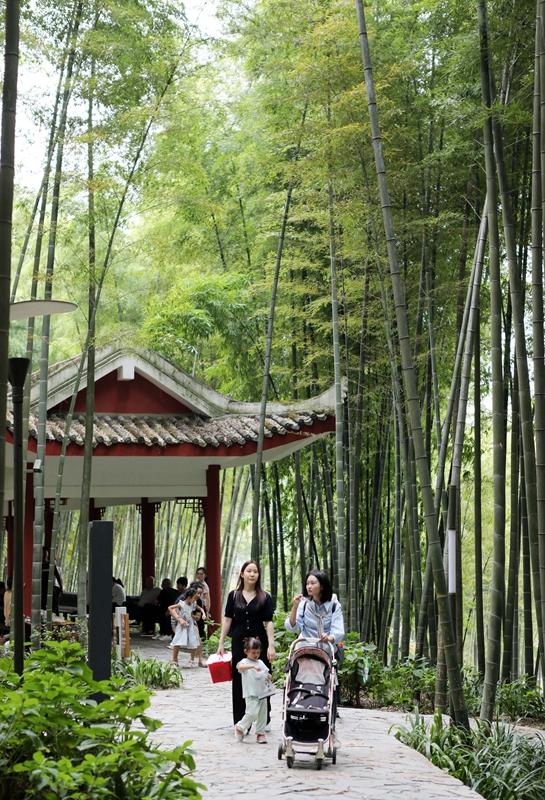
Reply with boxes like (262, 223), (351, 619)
(234, 636), (270, 744)
(168, 587), (206, 668)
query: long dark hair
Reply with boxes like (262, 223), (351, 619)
(234, 560), (267, 608)
(303, 570), (333, 603)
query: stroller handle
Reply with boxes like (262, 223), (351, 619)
(293, 635), (336, 659)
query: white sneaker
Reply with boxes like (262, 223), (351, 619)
(152, 634), (161, 640)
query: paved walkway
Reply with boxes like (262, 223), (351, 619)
(133, 638), (480, 800)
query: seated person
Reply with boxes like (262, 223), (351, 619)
(156, 578), (179, 638)
(135, 576), (160, 635)
(41, 548), (63, 615)
(112, 577), (126, 610)
(3, 577), (12, 632)
(171, 577), (188, 633)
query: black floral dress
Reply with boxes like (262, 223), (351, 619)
(224, 590), (274, 724)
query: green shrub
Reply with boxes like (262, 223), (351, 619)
(271, 619), (297, 685)
(257, 615), (545, 720)
(461, 667), (484, 717)
(0, 640), (202, 800)
(113, 653), (183, 690)
(206, 623), (231, 656)
(496, 675), (545, 721)
(367, 659), (436, 710)
(337, 633), (380, 705)
(396, 711), (545, 800)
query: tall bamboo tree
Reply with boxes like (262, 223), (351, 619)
(0, 0), (21, 551)
(355, 0), (468, 727)
(251, 104), (308, 559)
(477, 0), (507, 722)
(32, 0), (83, 640)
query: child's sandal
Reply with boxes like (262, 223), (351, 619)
(256, 733), (267, 744)
(234, 725), (244, 741)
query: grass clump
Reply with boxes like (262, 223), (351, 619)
(113, 653), (183, 690)
(396, 711), (545, 800)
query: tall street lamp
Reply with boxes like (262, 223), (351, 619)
(7, 299), (76, 674)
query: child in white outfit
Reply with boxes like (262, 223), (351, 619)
(234, 636), (270, 743)
(168, 587), (206, 668)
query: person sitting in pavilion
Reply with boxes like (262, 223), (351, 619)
(112, 577), (126, 611)
(135, 576), (161, 636)
(155, 578), (179, 640)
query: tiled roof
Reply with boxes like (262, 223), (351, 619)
(17, 411), (332, 449)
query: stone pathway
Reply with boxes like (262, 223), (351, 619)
(133, 638), (480, 799)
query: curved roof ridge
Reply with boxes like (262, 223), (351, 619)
(28, 345), (343, 418)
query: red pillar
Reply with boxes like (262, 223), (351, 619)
(141, 498), (156, 588)
(23, 468), (34, 617)
(204, 465), (221, 624)
(6, 503), (14, 578)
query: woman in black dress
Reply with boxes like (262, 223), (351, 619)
(217, 560), (276, 724)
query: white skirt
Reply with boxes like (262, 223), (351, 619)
(171, 620), (200, 649)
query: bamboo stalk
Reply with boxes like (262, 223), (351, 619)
(355, 0), (468, 727)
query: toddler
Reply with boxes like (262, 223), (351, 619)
(234, 636), (270, 744)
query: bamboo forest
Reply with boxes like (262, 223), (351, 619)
(3, 0), (545, 798)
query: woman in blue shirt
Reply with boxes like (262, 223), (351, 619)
(285, 570), (345, 644)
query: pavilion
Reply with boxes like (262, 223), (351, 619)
(4, 346), (336, 621)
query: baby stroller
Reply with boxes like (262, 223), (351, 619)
(278, 637), (338, 769)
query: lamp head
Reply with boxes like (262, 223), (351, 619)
(8, 357), (30, 389)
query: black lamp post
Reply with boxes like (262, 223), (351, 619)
(5, 300), (76, 674)
(8, 356), (30, 675)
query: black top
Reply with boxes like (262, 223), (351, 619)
(224, 590), (274, 639)
(158, 587), (179, 609)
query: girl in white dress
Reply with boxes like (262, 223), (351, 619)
(168, 587), (206, 667)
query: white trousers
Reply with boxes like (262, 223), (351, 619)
(236, 696), (267, 734)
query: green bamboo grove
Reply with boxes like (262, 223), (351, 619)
(2, 0), (545, 726)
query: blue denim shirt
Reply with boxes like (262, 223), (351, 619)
(284, 596), (345, 644)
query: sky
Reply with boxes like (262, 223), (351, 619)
(15, 0), (224, 191)
(8, 0), (228, 353)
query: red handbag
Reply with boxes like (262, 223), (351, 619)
(206, 653), (232, 683)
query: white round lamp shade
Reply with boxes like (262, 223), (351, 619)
(10, 300), (77, 321)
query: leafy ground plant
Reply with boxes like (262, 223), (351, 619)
(0, 640), (202, 800)
(262, 618), (545, 722)
(395, 711), (545, 800)
(113, 652), (183, 690)
(336, 633), (380, 706)
(495, 675), (545, 722)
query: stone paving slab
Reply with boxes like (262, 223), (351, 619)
(133, 638), (480, 800)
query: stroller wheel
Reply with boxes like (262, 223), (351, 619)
(315, 756), (324, 770)
(277, 744), (283, 761)
(332, 747), (337, 765)
(286, 756), (294, 769)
